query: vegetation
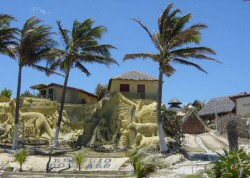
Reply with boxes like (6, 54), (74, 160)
(73, 150), (87, 171)
(0, 14), (18, 58)
(95, 83), (108, 101)
(50, 19), (118, 147)
(21, 90), (37, 97)
(15, 148), (29, 172)
(10, 16), (57, 149)
(0, 87), (12, 98)
(124, 3), (219, 153)
(212, 148), (250, 178)
(162, 109), (184, 151)
(129, 146), (161, 178)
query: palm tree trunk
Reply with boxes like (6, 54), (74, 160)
(12, 64), (22, 150)
(53, 69), (70, 147)
(157, 65), (168, 153)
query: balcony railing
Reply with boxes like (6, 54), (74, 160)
(110, 92), (157, 100)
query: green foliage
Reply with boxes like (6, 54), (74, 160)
(135, 158), (156, 178)
(129, 146), (159, 178)
(162, 109), (184, 151)
(15, 148), (29, 172)
(21, 90), (37, 97)
(212, 148), (250, 178)
(0, 88), (12, 98)
(73, 150), (87, 171)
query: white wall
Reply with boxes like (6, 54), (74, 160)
(236, 96), (250, 116)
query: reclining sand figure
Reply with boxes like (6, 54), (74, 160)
(8, 100), (54, 139)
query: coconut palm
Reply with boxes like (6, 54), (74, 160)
(51, 19), (117, 147)
(12, 16), (57, 149)
(0, 14), (18, 58)
(124, 3), (220, 153)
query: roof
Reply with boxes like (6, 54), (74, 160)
(168, 97), (182, 105)
(198, 96), (235, 116)
(182, 108), (206, 127)
(30, 83), (97, 98)
(108, 70), (158, 90)
(113, 70), (158, 81)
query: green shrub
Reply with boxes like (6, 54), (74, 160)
(21, 90), (36, 97)
(212, 148), (250, 178)
(15, 149), (29, 172)
(0, 88), (12, 98)
(73, 150), (86, 171)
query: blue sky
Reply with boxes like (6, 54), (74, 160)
(1, 0), (250, 105)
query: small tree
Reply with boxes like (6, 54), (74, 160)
(15, 149), (29, 172)
(73, 150), (86, 171)
(0, 88), (12, 98)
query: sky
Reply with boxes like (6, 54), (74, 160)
(1, 0), (250, 106)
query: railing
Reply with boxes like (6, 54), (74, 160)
(110, 92), (157, 100)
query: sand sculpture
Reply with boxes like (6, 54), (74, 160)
(0, 93), (161, 149)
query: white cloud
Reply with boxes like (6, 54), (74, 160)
(31, 7), (51, 15)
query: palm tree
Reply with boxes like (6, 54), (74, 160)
(12, 16), (57, 149)
(0, 14), (18, 58)
(124, 3), (220, 153)
(51, 19), (117, 147)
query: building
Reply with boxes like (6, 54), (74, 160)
(168, 97), (185, 116)
(30, 83), (97, 104)
(108, 70), (158, 100)
(198, 92), (250, 119)
(182, 108), (206, 134)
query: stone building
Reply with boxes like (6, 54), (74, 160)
(182, 108), (206, 134)
(30, 83), (97, 104)
(108, 70), (158, 101)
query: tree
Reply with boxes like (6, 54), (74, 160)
(124, 3), (219, 153)
(51, 19), (118, 147)
(12, 16), (57, 149)
(0, 14), (18, 58)
(73, 150), (87, 171)
(95, 83), (108, 101)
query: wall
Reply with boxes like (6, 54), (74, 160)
(236, 96), (250, 116)
(40, 86), (96, 104)
(109, 79), (158, 100)
(182, 114), (206, 134)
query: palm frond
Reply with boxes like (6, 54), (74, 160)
(170, 47), (220, 63)
(124, 52), (160, 62)
(0, 14), (16, 27)
(30, 64), (65, 77)
(162, 63), (176, 77)
(75, 61), (90, 76)
(133, 18), (161, 51)
(172, 58), (208, 74)
(57, 21), (71, 50)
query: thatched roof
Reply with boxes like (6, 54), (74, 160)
(198, 96), (235, 116)
(108, 70), (158, 90)
(112, 70), (158, 81)
(168, 97), (182, 105)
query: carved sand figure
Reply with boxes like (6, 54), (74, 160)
(119, 119), (129, 147)
(128, 122), (158, 137)
(88, 118), (112, 147)
(227, 116), (238, 151)
(8, 100), (54, 139)
(134, 101), (157, 123)
(134, 133), (160, 148)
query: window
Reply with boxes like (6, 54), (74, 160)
(120, 84), (129, 92)
(40, 90), (46, 97)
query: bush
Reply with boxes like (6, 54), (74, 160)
(15, 149), (29, 172)
(73, 150), (87, 171)
(21, 90), (37, 97)
(0, 88), (12, 98)
(212, 148), (250, 178)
